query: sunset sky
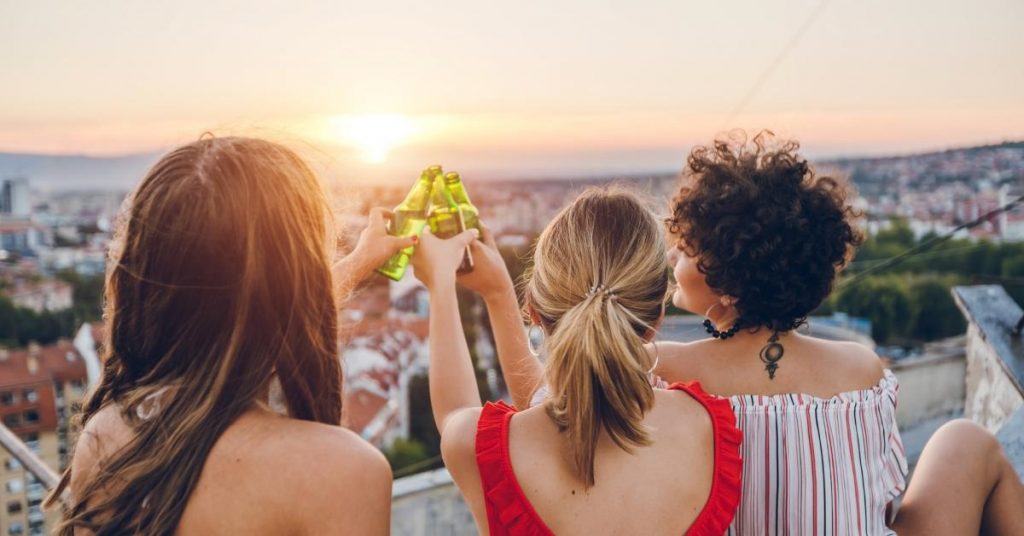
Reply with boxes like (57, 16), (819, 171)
(1, 0), (1022, 180)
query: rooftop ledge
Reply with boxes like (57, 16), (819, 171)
(953, 285), (1024, 480)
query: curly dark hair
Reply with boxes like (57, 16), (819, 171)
(666, 131), (863, 332)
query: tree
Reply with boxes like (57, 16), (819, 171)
(874, 218), (915, 249)
(909, 277), (966, 341)
(406, 373), (440, 459)
(834, 276), (912, 344)
(965, 241), (1000, 277)
(0, 297), (18, 346)
(56, 269), (105, 322)
(1002, 254), (1024, 277)
(383, 438), (432, 474)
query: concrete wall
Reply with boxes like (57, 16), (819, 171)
(889, 351), (966, 429)
(391, 469), (475, 536)
(963, 322), (1024, 432)
(953, 285), (1024, 480)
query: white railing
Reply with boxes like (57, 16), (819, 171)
(0, 423), (60, 490)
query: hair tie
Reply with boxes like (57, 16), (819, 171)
(585, 283), (617, 303)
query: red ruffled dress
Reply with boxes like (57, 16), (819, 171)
(475, 382), (743, 535)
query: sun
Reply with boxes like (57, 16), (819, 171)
(327, 113), (418, 163)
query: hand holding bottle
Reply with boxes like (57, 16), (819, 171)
(456, 223), (514, 302)
(377, 168), (436, 281)
(410, 227), (479, 291)
(335, 207), (417, 286)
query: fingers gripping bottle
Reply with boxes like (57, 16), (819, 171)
(443, 171), (479, 232)
(428, 174), (475, 274)
(376, 167), (437, 281)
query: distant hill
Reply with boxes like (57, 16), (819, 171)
(0, 151), (161, 191)
(821, 140), (1024, 198)
(824, 141), (1024, 166)
(2, 140), (1021, 192)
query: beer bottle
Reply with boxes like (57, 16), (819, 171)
(442, 171), (479, 231)
(428, 175), (474, 274)
(376, 167), (437, 281)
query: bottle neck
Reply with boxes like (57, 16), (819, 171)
(445, 179), (471, 205)
(399, 177), (434, 211)
(442, 179), (460, 208)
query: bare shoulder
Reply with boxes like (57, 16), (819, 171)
(439, 407), (483, 472)
(803, 336), (886, 386)
(651, 387), (713, 440)
(269, 418), (391, 490)
(75, 403), (132, 455)
(248, 417), (392, 534)
(650, 339), (715, 383)
(438, 407), (487, 528)
(70, 404), (132, 492)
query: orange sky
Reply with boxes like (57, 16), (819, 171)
(1, 0), (1022, 179)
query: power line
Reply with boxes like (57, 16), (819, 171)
(837, 194), (1024, 290)
(967, 274), (1024, 286)
(722, 0), (831, 128)
(845, 242), (1000, 269)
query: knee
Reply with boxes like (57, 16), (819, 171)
(934, 418), (995, 442)
(929, 418), (1002, 462)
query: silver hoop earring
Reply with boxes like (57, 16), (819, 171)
(703, 302), (741, 340)
(647, 340), (660, 376)
(528, 324), (545, 357)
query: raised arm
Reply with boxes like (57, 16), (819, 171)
(332, 207), (416, 302)
(411, 228), (483, 432)
(457, 225), (544, 410)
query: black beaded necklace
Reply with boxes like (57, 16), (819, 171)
(702, 318), (741, 339)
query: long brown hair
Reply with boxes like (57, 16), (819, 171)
(525, 187), (668, 488)
(46, 136), (343, 534)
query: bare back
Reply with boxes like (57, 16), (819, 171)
(654, 331), (903, 535)
(71, 405), (392, 535)
(442, 388), (734, 535)
(656, 331), (886, 399)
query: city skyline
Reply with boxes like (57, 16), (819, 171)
(1, 0), (1022, 182)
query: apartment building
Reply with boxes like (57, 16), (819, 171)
(0, 341), (88, 535)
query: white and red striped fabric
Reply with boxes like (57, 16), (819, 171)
(725, 369), (907, 536)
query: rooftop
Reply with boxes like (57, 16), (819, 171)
(0, 340), (87, 388)
(952, 285), (1024, 479)
(952, 285), (1024, 394)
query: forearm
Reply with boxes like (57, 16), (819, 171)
(483, 286), (544, 410)
(428, 279), (483, 431)
(333, 252), (372, 303)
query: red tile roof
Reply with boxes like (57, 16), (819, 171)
(0, 340), (87, 388)
(343, 388), (389, 434)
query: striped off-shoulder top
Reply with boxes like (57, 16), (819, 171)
(725, 369), (907, 536)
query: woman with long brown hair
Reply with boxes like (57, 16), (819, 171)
(46, 136), (409, 535)
(413, 187), (743, 535)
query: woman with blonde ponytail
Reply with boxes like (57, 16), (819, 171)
(413, 187), (742, 535)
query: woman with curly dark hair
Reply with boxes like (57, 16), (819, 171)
(653, 131), (1023, 535)
(493, 131), (1023, 535)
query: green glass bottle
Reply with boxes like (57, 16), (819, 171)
(429, 175), (474, 274)
(376, 168), (437, 281)
(443, 171), (479, 231)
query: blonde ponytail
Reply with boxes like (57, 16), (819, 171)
(526, 187), (668, 488)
